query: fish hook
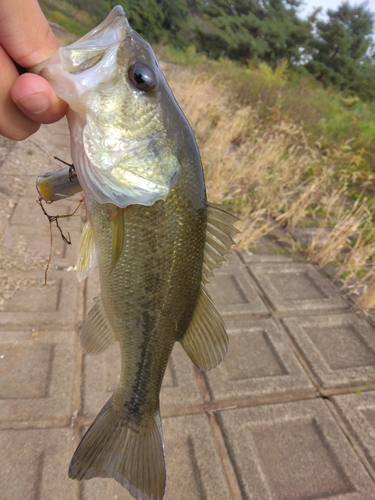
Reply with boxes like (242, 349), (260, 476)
(37, 196), (83, 284)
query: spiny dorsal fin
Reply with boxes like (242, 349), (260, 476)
(110, 207), (125, 275)
(203, 203), (240, 283)
(80, 295), (118, 355)
(77, 220), (97, 282)
(179, 284), (228, 371)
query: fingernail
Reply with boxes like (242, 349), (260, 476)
(18, 93), (49, 115)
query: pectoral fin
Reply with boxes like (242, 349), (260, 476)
(203, 203), (240, 284)
(77, 220), (97, 282)
(179, 285), (228, 371)
(110, 207), (125, 274)
(80, 295), (118, 355)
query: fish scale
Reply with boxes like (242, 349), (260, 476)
(89, 194), (206, 421)
(33, 6), (239, 500)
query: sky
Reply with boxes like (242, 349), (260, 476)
(299, 0), (375, 19)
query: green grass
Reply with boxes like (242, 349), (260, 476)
(160, 44), (375, 193)
(46, 10), (88, 36)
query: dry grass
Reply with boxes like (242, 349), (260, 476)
(163, 61), (375, 310)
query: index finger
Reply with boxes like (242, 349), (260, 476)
(0, 0), (59, 67)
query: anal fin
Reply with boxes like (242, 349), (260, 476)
(179, 284), (228, 371)
(80, 295), (118, 355)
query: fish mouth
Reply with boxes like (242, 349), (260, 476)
(30, 6), (131, 76)
(30, 7), (133, 109)
(77, 5), (129, 44)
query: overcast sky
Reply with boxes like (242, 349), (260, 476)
(299, 0), (375, 18)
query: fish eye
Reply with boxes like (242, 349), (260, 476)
(128, 62), (157, 92)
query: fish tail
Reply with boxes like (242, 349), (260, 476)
(69, 397), (166, 500)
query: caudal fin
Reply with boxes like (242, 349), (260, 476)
(69, 398), (165, 500)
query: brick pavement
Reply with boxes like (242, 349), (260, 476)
(1, 120), (375, 499)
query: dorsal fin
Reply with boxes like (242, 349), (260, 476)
(203, 203), (240, 284)
(179, 284), (228, 371)
(80, 295), (118, 355)
(77, 220), (97, 282)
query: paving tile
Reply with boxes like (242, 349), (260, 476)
(83, 341), (202, 418)
(0, 330), (79, 425)
(80, 414), (232, 500)
(46, 117), (71, 149)
(239, 251), (293, 264)
(218, 399), (375, 499)
(0, 135), (15, 165)
(10, 195), (83, 231)
(3, 141), (50, 178)
(2, 225), (81, 269)
(0, 270), (82, 329)
(219, 251), (242, 266)
(85, 269), (100, 313)
(283, 313), (375, 390)
(80, 476), (133, 500)
(206, 266), (268, 318)
(161, 342), (203, 413)
(248, 262), (348, 314)
(332, 391), (375, 471)
(205, 319), (314, 403)
(0, 427), (79, 500)
(163, 414), (232, 499)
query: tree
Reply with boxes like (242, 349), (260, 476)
(157, 0), (190, 46)
(305, 2), (375, 99)
(256, 0), (312, 67)
(188, 0), (312, 66)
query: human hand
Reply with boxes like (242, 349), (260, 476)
(0, 0), (68, 140)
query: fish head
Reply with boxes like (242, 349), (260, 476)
(34, 6), (181, 208)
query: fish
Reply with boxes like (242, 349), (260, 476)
(33, 6), (239, 500)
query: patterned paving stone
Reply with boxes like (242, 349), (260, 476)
(10, 195), (83, 231)
(238, 251), (293, 264)
(82, 341), (203, 418)
(2, 140), (50, 179)
(248, 262), (348, 314)
(0, 427), (79, 500)
(46, 118), (71, 150)
(332, 391), (375, 472)
(0, 330), (79, 425)
(220, 251), (242, 266)
(85, 269), (100, 312)
(218, 399), (375, 499)
(205, 319), (314, 403)
(283, 313), (375, 390)
(80, 414), (232, 500)
(0, 135), (15, 165)
(0, 270), (82, 329)
(2, 225), (81, 269)
(206, 266), (269, 318)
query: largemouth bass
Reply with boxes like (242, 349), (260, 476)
(34, 6), (238, 500)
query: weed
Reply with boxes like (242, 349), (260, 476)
(161, 54), (375, 310)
